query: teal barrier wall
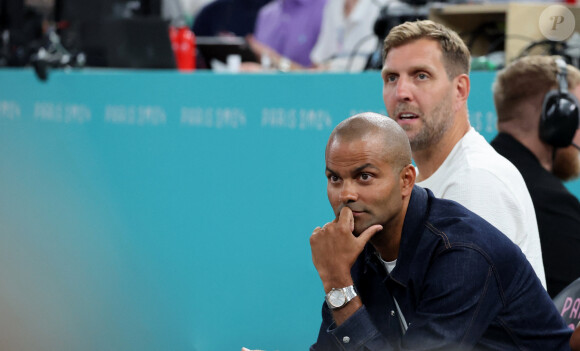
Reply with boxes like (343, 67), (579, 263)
(0, 69), (578, 351)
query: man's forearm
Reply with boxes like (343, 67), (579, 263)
(332, 296), (362, 326)
(312, 304), (394, 351)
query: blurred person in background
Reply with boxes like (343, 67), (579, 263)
(245, 0), (326, 71)
(192, 0), (271, 37)
(491, 55), (580, 298)
(310, 0), (388, 72)
(178, 0), (212, 24)
(162, 0), (213, 26)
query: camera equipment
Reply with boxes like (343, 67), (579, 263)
(366, 0), (433, 70)
(373, 0), (431, 43)
(31, 26), (85, 81)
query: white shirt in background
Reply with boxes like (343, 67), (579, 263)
(310, 0), (388, 72)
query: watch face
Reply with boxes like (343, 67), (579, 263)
(328, 289), (346, 308)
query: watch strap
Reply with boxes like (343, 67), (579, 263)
(326, 285), (357, 310)
(343, 285), (357, 301)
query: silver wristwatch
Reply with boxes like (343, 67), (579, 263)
(325, 285), (357, 310)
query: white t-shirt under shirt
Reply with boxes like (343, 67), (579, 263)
(417, 128), (547, 288)
(377, 256), (409, 333)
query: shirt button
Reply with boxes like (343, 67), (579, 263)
(343, 336), (350, 344)
(391, 310), (395, 316)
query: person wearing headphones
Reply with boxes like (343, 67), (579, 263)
(491, 55), (580, 298)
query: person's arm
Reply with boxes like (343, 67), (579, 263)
(245, 35), (306, 71)
(309, 0), (336, 70)
(398, 247), (504, 350)
(310, 207), (382, 323)
(310, 207), (388, 349)
(312, 246), (504, 350)
(311, 303), (393, 350)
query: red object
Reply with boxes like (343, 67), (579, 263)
(169, 26), (196, 71)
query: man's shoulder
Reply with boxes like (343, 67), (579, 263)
(425, 190), (496, 229)
(423, 190), (522, 255)
(530, 172), (580, 209)
(461, 132), (520, 172)
(491, 132), (545, 175)
(427, 130), (520, 184)
(448, 131), (529, 192)
(418, 187), (497, 235)
(424, 155), (526, 202)
(434, 144), (537, 235)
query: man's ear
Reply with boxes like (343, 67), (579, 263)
(454, 74), (470, 111)
(400, 164), (416, 196)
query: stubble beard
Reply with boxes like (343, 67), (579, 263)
(553, 146), (580, 181)
(399, 94), (454, 152)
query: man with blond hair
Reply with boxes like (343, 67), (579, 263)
(491, 55), (580, 298)
(380, 20), (546, 286)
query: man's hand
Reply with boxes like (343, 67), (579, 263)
(310, 207), (383, 292)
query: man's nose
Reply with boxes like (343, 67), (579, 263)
(340, 181), (358, 203)
(395, 76), (413, 102)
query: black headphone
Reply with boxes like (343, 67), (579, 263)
(539, 57), (580, 148)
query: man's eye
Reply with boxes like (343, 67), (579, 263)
(328, 175), (339, 182)
(386, 75), (397, 82)
(360, 173), (372, 181)
(417, 73), (428, 80)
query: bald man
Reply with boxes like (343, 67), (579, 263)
(310, 112), (571, 350)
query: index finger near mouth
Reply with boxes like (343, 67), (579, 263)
(338, 206), (353, 225)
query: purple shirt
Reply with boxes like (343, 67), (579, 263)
(254, 0), (327, 67)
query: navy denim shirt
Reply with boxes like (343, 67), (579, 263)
(311, 186), (572, 350)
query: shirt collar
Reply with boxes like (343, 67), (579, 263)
(494, 132), (542, 164)
(363, 186), (430, 286)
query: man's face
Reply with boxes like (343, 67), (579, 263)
(553, 85), (580, 181)
(325, 135), (404, 236)
(382, 39), (456, 151)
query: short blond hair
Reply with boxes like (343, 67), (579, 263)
(383, 20), (470, 80)
(493, 55), (580, 124)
